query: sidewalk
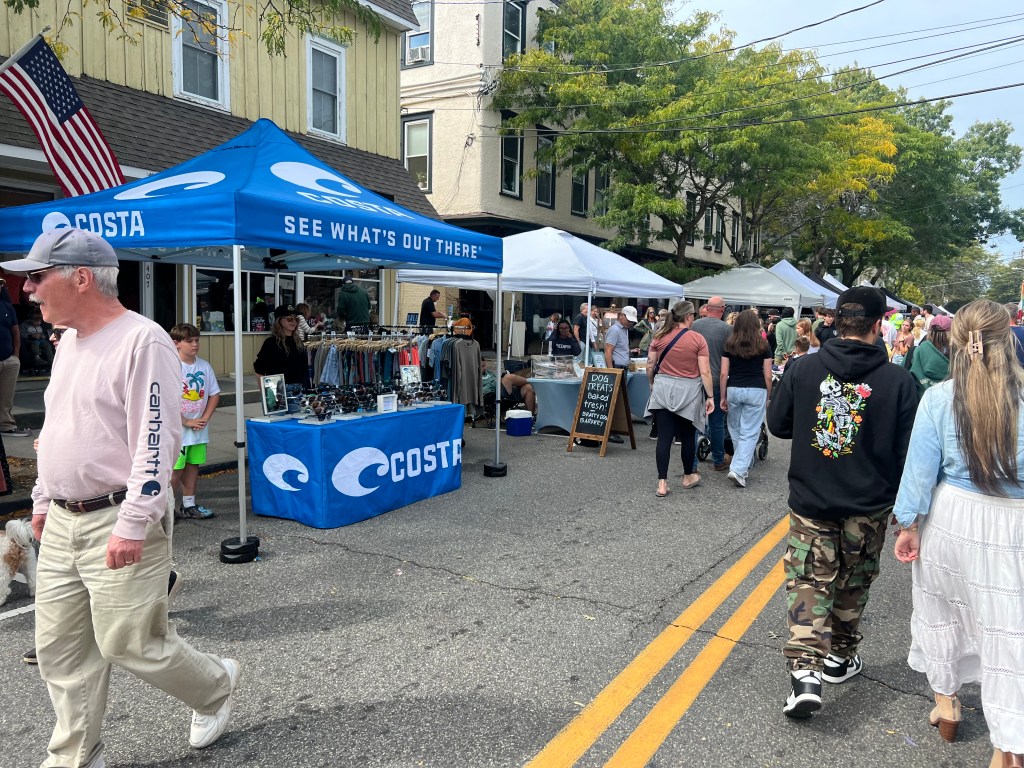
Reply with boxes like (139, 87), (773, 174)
(1, 373), (266, 513)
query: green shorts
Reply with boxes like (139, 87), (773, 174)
(174, 443), (208, 470)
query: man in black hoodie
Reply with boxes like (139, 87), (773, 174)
(768, 286), (918, 719)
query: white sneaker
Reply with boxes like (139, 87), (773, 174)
(783, 669), (822, 719)
(727, 470), (746, 488)
(189, 658), (240, 749)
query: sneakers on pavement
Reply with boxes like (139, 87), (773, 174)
(23, 647), (37, 664)
(822, 653), (863, 684)
(189, 658), (240, 749)
(783, 670), (822, 719)
(727, 470), (746, 488)
(176, 505), (215, 520)
(168, 570), (183, 603)
(1, 427), (31, 437)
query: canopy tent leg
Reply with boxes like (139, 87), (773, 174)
(584, 288), (593, 367)
(221, 244), (260, 564)
(485, 273), (506, 478)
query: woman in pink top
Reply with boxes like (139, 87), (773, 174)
(646, 300), (715, 496)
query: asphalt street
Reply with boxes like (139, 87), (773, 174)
(0, 427), (996, 767)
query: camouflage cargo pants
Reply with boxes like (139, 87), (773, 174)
(783, 509), (888, 671)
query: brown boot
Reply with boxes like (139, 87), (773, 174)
(929, 692), (961, 742)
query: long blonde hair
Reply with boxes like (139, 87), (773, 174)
(912, 316), (925, 341)
(796, 318), (820, 348)
(948, 300), (1024, 495)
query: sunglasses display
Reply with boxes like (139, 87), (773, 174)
(293, 381), (448, 422)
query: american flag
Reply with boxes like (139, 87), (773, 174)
(0, 35), (124, 196)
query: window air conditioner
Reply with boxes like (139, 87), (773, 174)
(408, 46), (429, 63)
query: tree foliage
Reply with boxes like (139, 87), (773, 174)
(4, 0), (382, 57)
(491, 0), (1024, 290)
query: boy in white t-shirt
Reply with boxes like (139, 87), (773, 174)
(170, 323), (221, 519)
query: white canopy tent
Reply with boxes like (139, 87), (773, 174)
(821, 273), (848, 293)
(681, 263), (826, 313)
(396, 227), (685, 365)
(768, 259), (841, 308)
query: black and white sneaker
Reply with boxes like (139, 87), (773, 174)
(783, 670), (822, 719)
(822, 653), (863, 684)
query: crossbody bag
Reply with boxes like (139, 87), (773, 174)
(652, 328), (689, 376)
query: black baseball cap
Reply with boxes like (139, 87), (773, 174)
(836, 287), (887, 319)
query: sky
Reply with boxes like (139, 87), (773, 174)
(689, 0), (1024, 259)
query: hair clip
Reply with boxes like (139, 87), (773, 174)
(967, 330), (983, 360)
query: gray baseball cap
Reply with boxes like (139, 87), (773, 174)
(2, 228), (118, 274)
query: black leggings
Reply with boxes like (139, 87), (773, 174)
(654, 409), (697, 480)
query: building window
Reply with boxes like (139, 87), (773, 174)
(126, 0), (168, 26)
(593, 165), (610, 216)
(403, 115), (432, 192)
(405, 0), (432, 65)
(500, 112), (523, 198)
(714, 205), (725, 253)
(503, 1), (526, 61)
(535, 133), (555, 208)
(306, 269), (380, 328)
(571, 167), (588, 217)
(685, 192), (697, 246)
(703, 208), (713, 249)
(307, 37), (346, 140)
(172, 0), (229, 109)
(731, 213), (739, 254)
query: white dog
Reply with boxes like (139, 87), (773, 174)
(0, 518), (36, 607)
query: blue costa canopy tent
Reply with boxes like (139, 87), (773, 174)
(0, 119), (504, 539)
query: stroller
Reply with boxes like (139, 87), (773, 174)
(697, 421), (769, 462)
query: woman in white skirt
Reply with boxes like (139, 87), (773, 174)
(893, 299), (1024, 767)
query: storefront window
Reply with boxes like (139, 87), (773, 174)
(194, 268), (378, 332)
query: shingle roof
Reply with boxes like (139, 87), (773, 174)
(0, 67), (437, 219)
(369, 0), (419, 27)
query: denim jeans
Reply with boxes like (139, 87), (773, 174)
(725, 386), (768, 478)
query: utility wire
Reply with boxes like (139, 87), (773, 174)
(475, 81), (1024, 136)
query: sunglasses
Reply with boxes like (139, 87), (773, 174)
(25, 265), (59, 284)
(50, 328), (66, 340)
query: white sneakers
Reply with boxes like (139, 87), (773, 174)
(727, 470), (746, 488)
(822, 653), (863, 684)
(783, 669), (822, 719)
(189, 658), (241, 749)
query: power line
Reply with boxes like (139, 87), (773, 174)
(476, 81), (1024, 136)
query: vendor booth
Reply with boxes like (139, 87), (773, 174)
(396, 228), (683, 430)
(768, 260), (841, 308)
(682, 263), (825, 312)
(0, 119), (504, 533)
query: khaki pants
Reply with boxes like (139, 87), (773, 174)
(35, 502), (231, 768)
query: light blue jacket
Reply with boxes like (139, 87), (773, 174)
(893, 380), (1024, 526)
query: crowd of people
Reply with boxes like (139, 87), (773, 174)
(5, 225), (1022, 766)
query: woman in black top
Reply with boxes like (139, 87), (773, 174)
(549, 320), (581, 357)
(720, 309), (773, 488)
(254, 304), (309, 386)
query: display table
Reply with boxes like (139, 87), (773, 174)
(529, 373), (650, 433)
(247, 404), (464, 528)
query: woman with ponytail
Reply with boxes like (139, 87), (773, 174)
(893, 300), (1024, 766)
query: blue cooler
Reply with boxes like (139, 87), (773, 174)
(505, 409), (532, 436)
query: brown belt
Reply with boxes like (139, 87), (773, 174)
(53, 489), (129, 514)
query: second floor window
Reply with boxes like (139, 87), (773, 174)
(714, 205), (725, 253)
(535, 134), (554, 208)
(307, 37), (346, 139)
(500, 112), (523, 198)
(685, 192), (697, 246)
(407, 0), (432, 64)
(503, 2), (526, 61)
(403, 115), (431, 191)
(703, 207), (713, 249)
(593, 166), (610, 216)
(571, 167), (588, 216)
(173, 0), (229, 109)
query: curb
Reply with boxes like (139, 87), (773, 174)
(0, 460), (246, 518)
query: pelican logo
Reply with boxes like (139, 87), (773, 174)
(260, 441), (462, 497)
(263, 454), (310, 492)
(114, 171), (226, 200)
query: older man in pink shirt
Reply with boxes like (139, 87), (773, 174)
(10, 228), (240, 768)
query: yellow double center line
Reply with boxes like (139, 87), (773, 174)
(527, 515), (789, 768)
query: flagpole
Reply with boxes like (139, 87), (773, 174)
(0, 27), (50, 78)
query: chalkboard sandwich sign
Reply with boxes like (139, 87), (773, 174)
(567, 367), (636, 456)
